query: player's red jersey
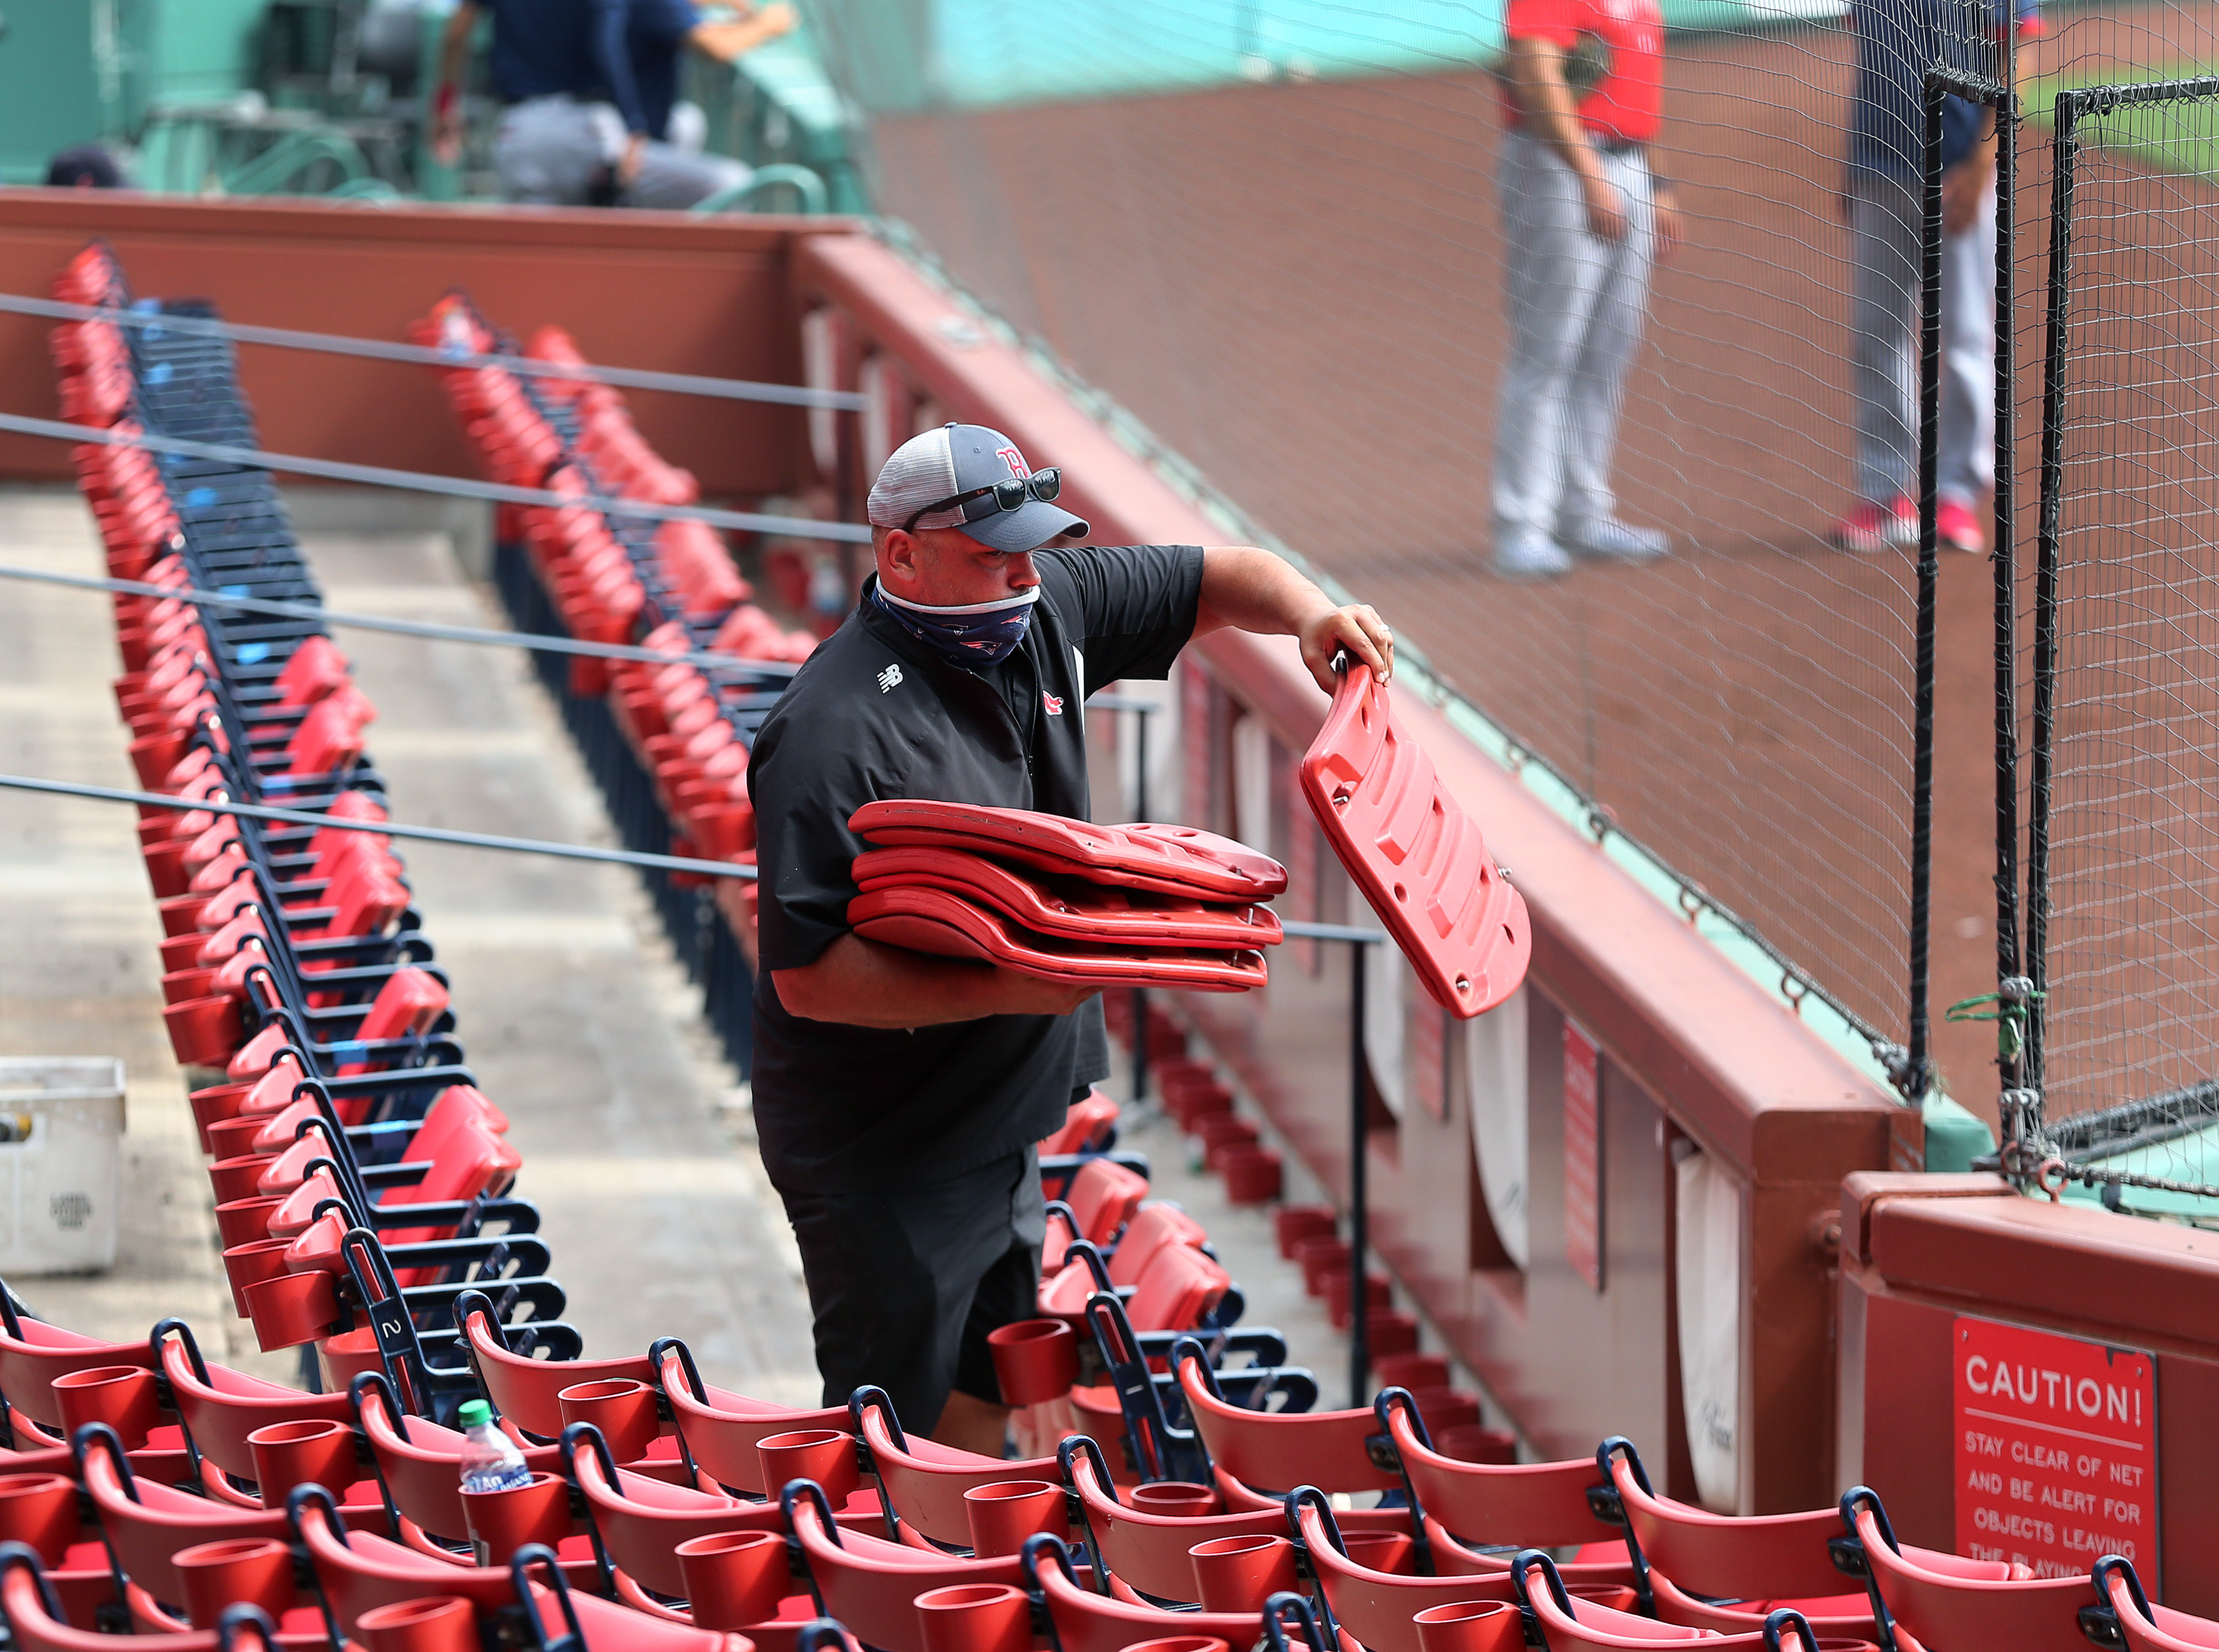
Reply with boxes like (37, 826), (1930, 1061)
(1501, 0), (1665, 147)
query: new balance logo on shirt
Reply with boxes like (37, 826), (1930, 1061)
(877, 664), (904, 693)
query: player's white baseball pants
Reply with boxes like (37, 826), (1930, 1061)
(1848, 169), (1997, 509)
(493, 94), (749, 210)
(1491, 132), (1656, 546)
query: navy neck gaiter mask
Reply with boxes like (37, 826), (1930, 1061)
(872, 584), (1040, 668)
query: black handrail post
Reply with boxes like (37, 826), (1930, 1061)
(1132, 703), (1151, 1108)
(1347, 934), (1370, 1409)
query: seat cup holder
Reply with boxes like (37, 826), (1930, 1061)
(356, 1595), (479, 1652)
(461, 1470), (572, 1564)
(963, 1479), (1070, 1557)
(915, 1583), (1030, 1652)
(676, 1529), (788, 1630)
(208, 1153), (278, 1204)
(0, 1474), (82, 1565)
(215, 1195), (286, 1248)
(1188, 1533), (1300, 1613)
(174, 1537), (295, 1628)
(986, 1319), (1078, 1407)
(248, 1418), (358, 1508)
(189, 1082), (256, 1150)
(52, 1365), (163, 1453)
(556, 1378), (660, 1464)
(222, 1238), (296, 1319)
(242, 1269), (342, 1352)
(1412, 1601), (1523, 1652)
(756, 1429), (858, 1507)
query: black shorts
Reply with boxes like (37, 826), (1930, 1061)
(779, 1146), (1045, 1433)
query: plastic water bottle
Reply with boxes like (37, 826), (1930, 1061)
(456, 1399), (531, 1494)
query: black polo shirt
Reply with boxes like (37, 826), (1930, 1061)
(747, 542), (1205, 1195)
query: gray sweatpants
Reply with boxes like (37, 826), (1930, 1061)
(1491, 132), (1656, 543)
(492, 94), (749, 210)
(1848, 168), (1997, 508)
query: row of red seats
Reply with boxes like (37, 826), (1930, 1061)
(47, 245), (563, 1382)
(414, 293), (824, 956)
(13, 1266), (2200, 1652)
(417, 295), (814, 660)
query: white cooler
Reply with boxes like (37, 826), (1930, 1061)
(0, 1060), (125, 1274)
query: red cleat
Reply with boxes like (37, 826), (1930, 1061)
(1830, 495), (1917, 554)
(1936, 496), (1986, 552)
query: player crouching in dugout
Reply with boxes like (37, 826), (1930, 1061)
(747, 423), (1395, 1452)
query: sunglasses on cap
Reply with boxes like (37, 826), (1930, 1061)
(900, 467), (1063, 535)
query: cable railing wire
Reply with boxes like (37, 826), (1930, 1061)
(0, 289), (866, 411)
(0, 409), (873, 543)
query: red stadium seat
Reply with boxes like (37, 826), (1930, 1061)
(2093, 1557), (2219, 1651)
(1105, 1203), (1207, 1288)
(1039, 1091), (1120, 1157)
(0, 1307), (155, 1433)
(560, 1423), (785, 1608)
(457, 1301), (652, 1441)
(1286, 1487), (1521, 1651)
(1057, 1435), (1407, 1609)
(848, 886), (1269, 993)
(1380, 1392), (1632, 1591)
(1839, 1488), (2083, 1652)
(349, 1374), (565, 1547)
(1297, 663), (1528, 1019)
(72, 1428), (305, 1619)
(1057, 1160), (1151, 1250)
(0, 1543), (281, 1652)
(848, 803), (1286, 902)
(1599, 1437), (1873, 1634)
(852, 849), (1283, 948)
(1019, 1532), (1270, 1652)
(155, 1327), (352, 1492)
(782, 1482), (1026, 1652)
(655, 1342), (851, 1498)
(1173, 1347), (1400, 1503)
(1511, 1551), (1833, 1651)
(847, 1390), (1059, 1548)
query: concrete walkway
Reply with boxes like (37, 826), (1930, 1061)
(0, 487), (817, 1402)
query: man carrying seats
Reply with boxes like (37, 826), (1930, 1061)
(749, 422), (1394, 1455)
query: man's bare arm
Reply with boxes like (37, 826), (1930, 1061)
(430, 2), (479, 165)
(1190, 545), (1394, 693)
(690, 2), (797, 63)
(772, 932), (1098, 1029)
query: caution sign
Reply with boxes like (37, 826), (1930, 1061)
(1953, 1316), (2157, 1578)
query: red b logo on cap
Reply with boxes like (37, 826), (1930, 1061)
(996, 446), (1030, 479)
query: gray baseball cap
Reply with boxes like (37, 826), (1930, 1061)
(866, 423), (1090, 554)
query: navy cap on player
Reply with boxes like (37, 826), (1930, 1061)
(866, 423), (1090, 554)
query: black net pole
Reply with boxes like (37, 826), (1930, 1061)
(1989, 62), (2027, 1110)
(1928, 62), (2028, 1112)
(1904, 79), (1948, 1103)
(1907, 74), (1949, 1104)
(2026, 89), (2085, 1102)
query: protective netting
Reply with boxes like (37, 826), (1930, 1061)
(807, 0), (2219, 1114)
(2024, 72), (2219, 1203)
